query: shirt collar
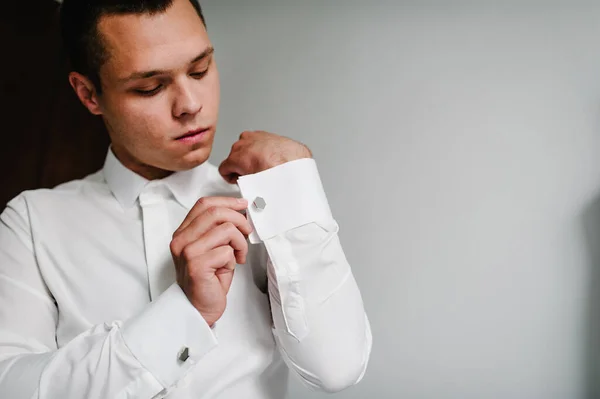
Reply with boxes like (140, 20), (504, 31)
(102, 148), (209, 210)
(163, 163), (210, 209)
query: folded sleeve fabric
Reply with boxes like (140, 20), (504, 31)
(0, 196), (218, 399)
(238, 158), (373, 392)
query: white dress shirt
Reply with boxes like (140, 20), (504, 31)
(0, 149), (372, 399)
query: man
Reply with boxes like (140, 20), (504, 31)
(0, 0), (372, 397)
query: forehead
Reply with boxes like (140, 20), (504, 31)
(97, 0), (210, 80)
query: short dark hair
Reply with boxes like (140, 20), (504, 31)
(59, 0), (206, 92)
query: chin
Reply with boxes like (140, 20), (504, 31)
(176, 148), (211, 170)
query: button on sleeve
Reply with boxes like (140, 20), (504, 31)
(120, 283), (218, 389)
(237, 158), (332, 244)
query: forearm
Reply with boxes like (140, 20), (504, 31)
(265, 223), (372, 392)
(0, 284), (217, 399)
(0, 324), (161, 399)
(238, 157), (372, 392)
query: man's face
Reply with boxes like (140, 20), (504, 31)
(95, 0), (219, 178)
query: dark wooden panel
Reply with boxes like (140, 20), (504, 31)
(0, 0), (109, 207)
(41, 60), (109, 189)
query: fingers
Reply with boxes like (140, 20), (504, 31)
(222, 172), (240, 184)
(219, 137), (252, 182)
(197, 245), (236, 273)
(178, 221), (249, 265)
(218, 157), (243, 183)
(176, 196), (248, 234)
(172, 206), (252, 256)
(186, 246), (237, 294)
(209, 246), (237, 292)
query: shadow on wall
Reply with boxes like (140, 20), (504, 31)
(582, 192), (600, 399)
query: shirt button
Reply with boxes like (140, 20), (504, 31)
(253, 196), (267, 211)
(178, 347), (190, 362)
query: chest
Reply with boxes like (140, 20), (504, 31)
(32, 201), (270, 348)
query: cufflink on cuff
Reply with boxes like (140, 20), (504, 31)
(253, 196), (266, 211)
(178, 346), (190, 362)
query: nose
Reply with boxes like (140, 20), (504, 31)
(172, 82), (202, 119)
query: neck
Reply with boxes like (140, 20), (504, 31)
(110, 145), (173, 181)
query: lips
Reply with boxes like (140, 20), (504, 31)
(175, 128), (209, 140)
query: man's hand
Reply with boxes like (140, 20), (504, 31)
(170, 197), (252, 326)
(219, 131), (312, 183)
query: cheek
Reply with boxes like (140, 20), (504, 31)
(120, 100), (170, 139)
(103, 108), (166, 155)
(204, 70), (220, 114)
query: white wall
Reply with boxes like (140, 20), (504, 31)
(203, 1), (600, 398)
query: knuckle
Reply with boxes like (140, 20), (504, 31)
(226, 246), (236, 259)
(181, 245), (195, 262)
(206, 206), (220, 218)
(169, 239), (180, 255)
(230, 144), (243, 154)
(196, 197), (209, 208)
(239, 131), (251, 139)
(216, 246), (233, 262)
(222, 221), (236, 232)
(185, 263), (199, 282)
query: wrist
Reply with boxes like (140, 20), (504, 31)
(262, 148), (312, 171)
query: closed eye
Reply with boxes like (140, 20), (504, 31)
(190, 69), (209, 79)
(134, 85), (163, 96)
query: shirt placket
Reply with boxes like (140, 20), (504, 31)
(139, 184), (176, 301)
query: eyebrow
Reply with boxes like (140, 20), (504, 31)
(119, 46), (215, 83)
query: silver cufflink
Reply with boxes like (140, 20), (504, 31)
(253, 196), (266, 211)
(178, 346), (190, 362)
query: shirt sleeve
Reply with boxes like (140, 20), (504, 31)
(0, 195), (218, 399)
(237, 158), (373, 393)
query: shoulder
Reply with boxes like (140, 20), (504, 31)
(3, 170), (113, 226)
(16, 170), (108, 203)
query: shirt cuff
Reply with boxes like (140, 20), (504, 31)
(120, 283), (218, 389)
(237, 158), (332, 244)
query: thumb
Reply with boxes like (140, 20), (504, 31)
(218, 159), (240, 184)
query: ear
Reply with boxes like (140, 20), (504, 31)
(68, 72), (103, 116)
